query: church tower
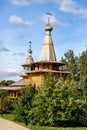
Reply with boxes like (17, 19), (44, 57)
(40, 13), (56, 61)
(21, 41), (34, 84)
(25, 41), (34, 65)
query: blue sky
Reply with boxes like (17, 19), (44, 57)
(0, 0), (87, 81)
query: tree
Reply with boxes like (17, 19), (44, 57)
(0, 80), (15, 114)
(0, 90), (8, 115)
(29, 74), (58, 126)
(29, 74), (87, 126)
(78, 49), (87, 100)
(14, 85), (36, 125)
(61, 50), (79, 81)
(12, 49), (87, 127)
(0, 80), (15, 86)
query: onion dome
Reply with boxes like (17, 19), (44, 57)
(45, 23), (53, 32)
(26, 41), (34, 64)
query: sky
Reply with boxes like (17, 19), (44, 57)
(0, 0), (87, 81)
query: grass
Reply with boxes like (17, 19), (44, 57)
(0, 114), (87, 130)
(0, 113), (14, 121)
(28, 125), (87, 130)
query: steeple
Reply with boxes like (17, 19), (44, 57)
(26, 41), (34, 64)
(39, 13), (57, 61)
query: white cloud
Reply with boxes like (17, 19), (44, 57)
(58, 0), (87, 17)
(32, 0), (51, 4)
(10, 0), (87, 17)
(8, 15), (33, 26)
(78, 8), (87, 17)
(10, 0), (51, 5)
(10, 0), (30, 6)
(40, 14), (68, 27)
(59, 0), (78, 14)
(0, 69), (21, 81)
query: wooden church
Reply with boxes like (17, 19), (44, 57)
(0, 14), (69, 98)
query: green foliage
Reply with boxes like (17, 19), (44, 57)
(3, 98), (15, 113)
(1, 49), (87, 127)
(0, 89), (8, 115)
(0, 89), (8, 98)
(29, 74), (87, 126)
(0, 114), (14, 121)
(0, 80), (15, 86)
(78, 50), (87, 100)
(0, 90), (14, 114)
(0, 114), (87, 130)
(61, 50), (79, 81)
(14, 85), (36, 125)
(29, 125), (87, 130)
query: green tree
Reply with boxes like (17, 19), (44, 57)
(29, 74), (58, 126)
(14, 85), (36, 125)
(61, 50), (79, 81)
(0, 90), (8, 115)
(3, 98), (15, 113)
(0, 80), (15, 86)
(78, 49), (87, 100)
(30, 74), (87, 126)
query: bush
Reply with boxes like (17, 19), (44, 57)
(29, 74), (87, 126)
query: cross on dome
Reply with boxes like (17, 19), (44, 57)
(46, 12), (52, 24)
(29, 41), (32, 50)
(28, 41), (32, 55)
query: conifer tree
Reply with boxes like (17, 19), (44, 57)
(78, 49), (87, 100)
(61, 50), (79, 81)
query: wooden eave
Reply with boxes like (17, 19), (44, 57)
(33, 61), (65, 66)
(26, 69), (69, 74)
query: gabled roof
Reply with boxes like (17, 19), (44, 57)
(0, 79), (27, 91)
(0, 86), (22, 91)
(11, 79), (26, 86)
